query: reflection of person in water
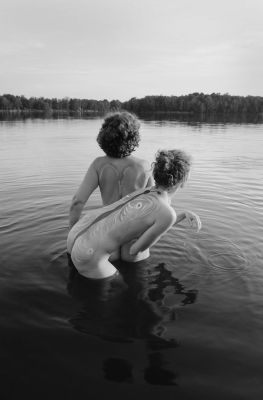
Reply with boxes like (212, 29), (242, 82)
(67, 259), (198, 385)
(67, 149), (201, 279)
(68, 256), (198, 344)
(69, 111), (153, 229)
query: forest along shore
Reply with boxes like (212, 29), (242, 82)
(1, 93), (263, 116)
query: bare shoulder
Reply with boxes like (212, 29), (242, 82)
(130, 156), (151, 169)
(156, 202), (177, 227)
(92, 156), (108, 170)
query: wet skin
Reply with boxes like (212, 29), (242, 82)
(68, 189), (176, 279)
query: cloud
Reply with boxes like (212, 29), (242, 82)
(0, 41), (45, 56)
(0, 0), (262, 98)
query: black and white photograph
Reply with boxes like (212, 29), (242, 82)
(1, 0), (263, 399)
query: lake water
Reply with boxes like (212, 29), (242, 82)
(1, 114), (263, 399)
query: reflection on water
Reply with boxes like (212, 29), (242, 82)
(0, 110), (102, 122)
(67, 256), (198, 385)
(1, 110), (263, 124)
(67, 257), (198, 345)
(103, 357), (134, 383)
(1, 114), (263, 398)
(144, 352), (178, 386)
(137, 112), (263, 124)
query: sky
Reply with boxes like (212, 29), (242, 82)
(0, 0), (262, 100)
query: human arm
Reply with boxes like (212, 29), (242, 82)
(69, 161), (99, 229)
(174, 210), (202, 232)
(129, 211), (175, 255)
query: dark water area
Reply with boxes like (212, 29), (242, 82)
(1, 114), (263, 399)
(136, 111), (263, 124)
(1, 109), (263, 124)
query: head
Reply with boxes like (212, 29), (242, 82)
(153, 149), (192, 191)
(96, 111), (140, 158)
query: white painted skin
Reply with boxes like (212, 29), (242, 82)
(68, 188), (176, 279)
(67, 186), (202, 279)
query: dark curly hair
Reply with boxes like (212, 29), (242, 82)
(153, 149), (192, 189)
(96, 111), (140, 158)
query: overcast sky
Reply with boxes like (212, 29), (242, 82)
(0, 0), (262, 100)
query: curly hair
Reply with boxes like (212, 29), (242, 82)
(96, 111), (141, 158)
(153, 149), (192, 189)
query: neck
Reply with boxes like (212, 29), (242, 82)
(155, 184), (180, 198)
(152, 186), (172, 202)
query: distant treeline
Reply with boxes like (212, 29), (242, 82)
(1, 93), (263, 115)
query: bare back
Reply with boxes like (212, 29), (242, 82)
(68, 189), (177, 278)
(69, 154), (154, 230)
(94, 156), (153, 205)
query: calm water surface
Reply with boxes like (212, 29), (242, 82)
(1, 115), (263, 399)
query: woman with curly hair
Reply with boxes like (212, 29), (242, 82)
(67, 149), (201, 279)
(69, 111), (153, 229)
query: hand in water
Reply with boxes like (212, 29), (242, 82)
(184, 211), (202, 232)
